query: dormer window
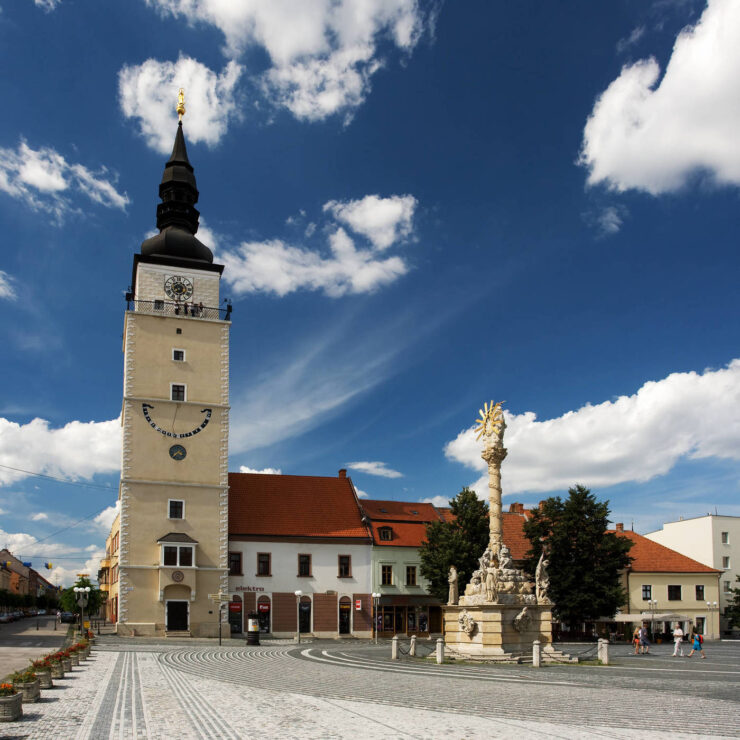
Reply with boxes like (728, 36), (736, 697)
(378, 527), (393, 541)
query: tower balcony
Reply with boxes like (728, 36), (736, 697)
(126, 297), (232, 321)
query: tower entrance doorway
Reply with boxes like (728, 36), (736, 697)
(166, 600), (189, 631)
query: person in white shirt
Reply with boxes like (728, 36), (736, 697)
(672, 623), (685, 656)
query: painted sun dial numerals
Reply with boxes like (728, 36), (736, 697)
(169, 444), (186, 461)
(141, 403), (213, 439)
(164, 275), (193, 301)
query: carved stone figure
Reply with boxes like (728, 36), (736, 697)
(535, 552), (551, 604)
(498, 544), (514, 571)
(484, 565), (498, 602)
(447, 565), (458, 605)
(512, 606), (533, 633)
(458, 609), (477, 636)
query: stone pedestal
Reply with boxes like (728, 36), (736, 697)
(443, 603), (553, 661)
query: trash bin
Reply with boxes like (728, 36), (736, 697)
(246, 612), (260, 645)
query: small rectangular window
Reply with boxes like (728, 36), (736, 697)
(378, 527), (393, 541)
(298, 554), (311, 577)
(406, 566), (417, 586)
(381, 564), (393, 585)
(338, 555), (351, 578)
(721, 531), (729, 545)
(722, 556), (730, 569)
(168, 500), (184, 519)
(154, 299), (164, 310)
(257, 553), (271, 576)
(228, 552), (242, 576)
(178, 547), (193, 567)
(163, 546), (178, 566)
(667, 585), (682, 601)
(695, 584), (704, 600)
(724, 580), (732, 593)
(173, 349), (185, 362)
(641, 585), (652, 600)
(171, 384), (186, 402)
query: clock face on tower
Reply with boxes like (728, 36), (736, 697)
(164, 275), (193, 301)
(142, 403), (212, 438)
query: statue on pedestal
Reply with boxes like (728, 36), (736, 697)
(536, 551), (551, 604)
(448, 565), (458, 605)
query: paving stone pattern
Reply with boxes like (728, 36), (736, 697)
(0, 639), (737, 739)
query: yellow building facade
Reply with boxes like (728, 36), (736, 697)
(111, 117), (231, 637)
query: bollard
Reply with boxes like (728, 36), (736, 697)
(409, 634), (416, 657)
(436, 638), (444, 664)
(532, 639), (541, 668)
(391, 635), (399, 660)
(598, 638), (609, 665)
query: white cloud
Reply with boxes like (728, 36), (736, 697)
(0, 141), (129, 221)
(0, 416), (120, 486)
(93, 502), (119, 532)
(238, 466), (282, 475)
(346, 461), (402, 478)
(30, 512), (48, 521)
(34, 0), (60, 10)
(222, 227), (407, 298)
(145, 0), (424, 121)
(422, 495), (450, 508)
(445, 360), (740, 496)
(580, 0), (740, 194)
(0, 507), (6, 515)
(594, 206), (623, 236)
(616, 25), (645, 53)
(119, 55), (243, 154)
(324, 195), (417, 249)
(0, 271), (17, 301)
(355, 488), (369, 499)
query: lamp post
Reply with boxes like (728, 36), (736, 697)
(647, 599), (658, 639)
(705, 601), (719, 640)
(372, 593), (381, 645)
(294, 590), (302, 644)
(73, 586), (91, 636)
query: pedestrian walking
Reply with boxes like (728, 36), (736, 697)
(672, 623), (684, 656)
(639, 624), (650, 654)
(633, 626), (641, 654)
(687, 631), (706, 659)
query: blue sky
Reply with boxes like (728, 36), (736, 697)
(0, 0), (738, 585)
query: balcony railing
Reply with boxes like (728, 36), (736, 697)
(126, 297), (232, 321)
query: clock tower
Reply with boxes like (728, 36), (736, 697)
(114, 100), (231, 636)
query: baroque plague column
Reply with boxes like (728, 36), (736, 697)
(113, 92), (231, 636)
(444, 401), (557, 661)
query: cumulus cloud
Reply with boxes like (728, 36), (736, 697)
(238, 466), (282, 475)
(93, 501), (120, 532)
(422, 495), (450, 508)
(0, 416), (120, 486)
(222, 194), (416, 297)
(324, 195), (417, 249)
(119, 55), (243, 154)
(580, 0), (740, 194)
(0, 141), (129, 222)
(355, 488), (369, 499)
(144, 0), (424, 121)
(445, 360), (740, 496)
(346, 461), (403, 478)
(0, 271), (17, 301)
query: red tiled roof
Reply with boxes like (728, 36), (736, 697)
(368, 521), (432, 547)
(502, 511), (533, 561)
(228, 473), (370, 539)
(437, 507), (455, 523)
(361, 500), (443, 523)
(609, 530), (720, 573)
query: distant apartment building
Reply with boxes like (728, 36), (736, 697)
(645, 514), (739, 634)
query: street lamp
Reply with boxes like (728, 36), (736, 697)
(294, 590), (302, 644)
(73, 586), (91, 636)
(647, 599), (658, 639)
(706, 601), (719, 640)
(372, 593), (381, 645)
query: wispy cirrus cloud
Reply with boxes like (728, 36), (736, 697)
(346, 461), (403, 478)
(581, 0), (740, 194)
(446, 360), (740, 496)
(0, 271), (17, 301)
(0, 141), (129, 222)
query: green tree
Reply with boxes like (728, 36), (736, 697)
(419, 487), (489, 602)
(522, 485), (633, 627)
(59, 576), (104, 617)
(725, 575), (740, 629)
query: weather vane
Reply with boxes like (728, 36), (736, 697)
(177, 88), (186, 121)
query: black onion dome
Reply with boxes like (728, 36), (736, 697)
(140, 121), (213, 263)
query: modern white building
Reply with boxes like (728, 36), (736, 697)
(645, 515), (739, 634)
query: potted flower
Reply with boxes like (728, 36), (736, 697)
(67, 645), (80, 666)
(10, 668), (40, 703)
(0, 683), (22, 722)
(30, 658), (54, 689)
(48, 652), (65, 679)
(60, 649), (73, 673)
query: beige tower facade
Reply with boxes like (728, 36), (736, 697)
(112, 119), (231, 636)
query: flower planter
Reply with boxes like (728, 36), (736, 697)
(15, 679), (40, 703)
(50, 662), (64, 679)
(70, 653), (80, 666)
(61, 658), (72, 672)
(0, 693), (23, 722)
(36, 671), (53, 690)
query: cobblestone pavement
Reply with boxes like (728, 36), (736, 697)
(0, 639), (738, 739)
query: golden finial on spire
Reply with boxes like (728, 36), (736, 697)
(176, 88), (186, 121)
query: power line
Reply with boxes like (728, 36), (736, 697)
(0, 463), (117, 492)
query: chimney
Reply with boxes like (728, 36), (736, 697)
(338, 469), (347, 478)
(615, 523), (624, 533)
(508, 502), (524, 513)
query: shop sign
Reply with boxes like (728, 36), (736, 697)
(236, 586), (265, 592)
(355, 599), (362, 610)
(228, 602), (242, 613)
(258, 603), (270, 613)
